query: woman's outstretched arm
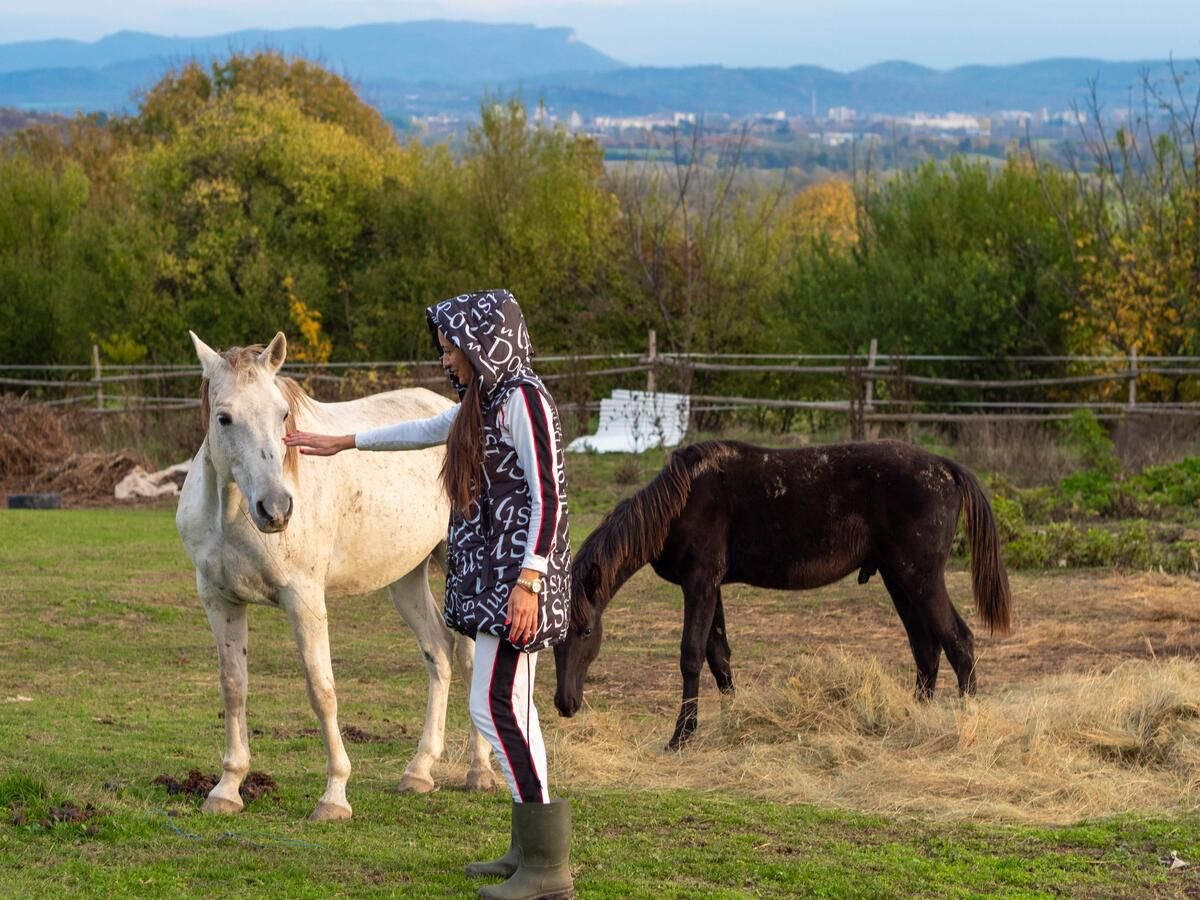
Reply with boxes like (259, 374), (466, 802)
(285, 403), (459, 456)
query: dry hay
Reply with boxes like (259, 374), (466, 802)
(29, 451), (154, 502)
(0, 395), (75, 481)
(545, 653), (1200, 825)
(421, 569), (1200, 825)
(1, 396), (154, 502)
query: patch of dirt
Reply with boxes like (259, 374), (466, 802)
(10, 801), (101, 830)
(152, 769), (278, 804)
(282, 724), (394, 743)
(152, 769), (217, 797)
(341, 725), (385, 743)
(239, 772), (278, 802)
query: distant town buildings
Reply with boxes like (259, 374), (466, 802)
(400, 96), (1128, 171)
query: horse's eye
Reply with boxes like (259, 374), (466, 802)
(217, 413), (232, 427)
(582, 627), (593, 638)
(282, 410), (290, 422)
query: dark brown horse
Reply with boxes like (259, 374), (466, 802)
(554, 439), (1011, 750)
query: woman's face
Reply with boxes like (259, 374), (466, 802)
(437, 329), (474, 386)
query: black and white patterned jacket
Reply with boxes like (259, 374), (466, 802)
(427, 290), (572, 652)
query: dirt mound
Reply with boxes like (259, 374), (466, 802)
(10, 801), (100, 829)
(239, 772), (278, 802)
(152, 769), (216, 797)
(152, 770), (278, 804)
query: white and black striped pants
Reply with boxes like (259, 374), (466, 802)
(470, 632), (550, 803)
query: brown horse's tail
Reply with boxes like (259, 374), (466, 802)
(949, 462), (1012, 636)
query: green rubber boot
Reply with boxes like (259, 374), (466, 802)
(465, 802), (520, 879)
(477, 799), (573, 900)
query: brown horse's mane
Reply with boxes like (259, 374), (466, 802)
(199, 344), (316, 478)
(572, 441), (736, 627)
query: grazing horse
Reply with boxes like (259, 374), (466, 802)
(176, 332), (496, 820)
(554, 439), (1011, 750)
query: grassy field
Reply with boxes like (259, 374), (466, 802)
(2, 452), (1199, 897)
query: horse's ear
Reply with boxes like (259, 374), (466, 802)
(189, 331), (223, 378)
(258, 331), (287, 374)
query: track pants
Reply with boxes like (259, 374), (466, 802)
(470, 632), (550, 804)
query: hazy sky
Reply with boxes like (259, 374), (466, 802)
(2, 0), (1199, 70)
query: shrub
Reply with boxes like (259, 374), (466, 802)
(1125, 456), (1200, 509)
(1056, 468), (1118, 517)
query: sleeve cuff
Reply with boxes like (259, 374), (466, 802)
(520, 554), (549, 575)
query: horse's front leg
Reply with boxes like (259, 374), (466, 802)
(667, 581), (721, 751)
(283, 589), (353, 821)
(200, 590), (250, 815)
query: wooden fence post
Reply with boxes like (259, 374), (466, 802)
(864, 338), (878, 410)
(646, 329), (657, 393)
(92, 344), (103, 411)
(864, 338), (879, 439)
(1128, 345), (1138, 412)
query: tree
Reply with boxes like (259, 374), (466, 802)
(786, 157), (1077, 370)
(1036, 70), (1200, 398)
(350, 99), (621, 359)
(130, 52), (396, 151)
(0, 152), (89, 363)
(131, 88), (394, 357)
(609, 124), (793, 360)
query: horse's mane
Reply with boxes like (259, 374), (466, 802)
(572, 441), (736, 627)
(199, 344), (316, 478)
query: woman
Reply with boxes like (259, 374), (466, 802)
(285, 289), (573, 900)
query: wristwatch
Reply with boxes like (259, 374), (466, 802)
(516, 575), (544, 595)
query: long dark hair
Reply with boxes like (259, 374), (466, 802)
(441, 375), (485, 515)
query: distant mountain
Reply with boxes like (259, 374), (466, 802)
(0, 59), (167, 111)
(498, 58), (1192, 118)
(0, 22), (1191, 121)
(0, 21), (625, 111)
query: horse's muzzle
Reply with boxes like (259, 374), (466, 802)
(554, 693), (580, 718)
(255, 494), (293, 532)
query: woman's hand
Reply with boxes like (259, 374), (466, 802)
(506, 569), (541, 645)
(283, 431), (356, 456)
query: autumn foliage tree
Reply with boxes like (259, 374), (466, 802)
(1043, 72), (1200, 400)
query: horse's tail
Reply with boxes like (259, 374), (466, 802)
(948, 461), (1012, 636)
(571, 441), (733, 628)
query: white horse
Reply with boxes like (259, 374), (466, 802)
(175, 331), (496, 821)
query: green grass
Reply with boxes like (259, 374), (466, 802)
(2, 505), (1198, 897)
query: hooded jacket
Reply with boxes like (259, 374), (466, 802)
(426, 289), (572, 652)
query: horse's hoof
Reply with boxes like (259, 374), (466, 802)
(397, 774), (436, 794)
(201, 796), (243, 815)
(309, 802), (352, 821)
(465, 769), (499, 792)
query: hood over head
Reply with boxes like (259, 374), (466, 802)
(426, 289), (534, 400)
